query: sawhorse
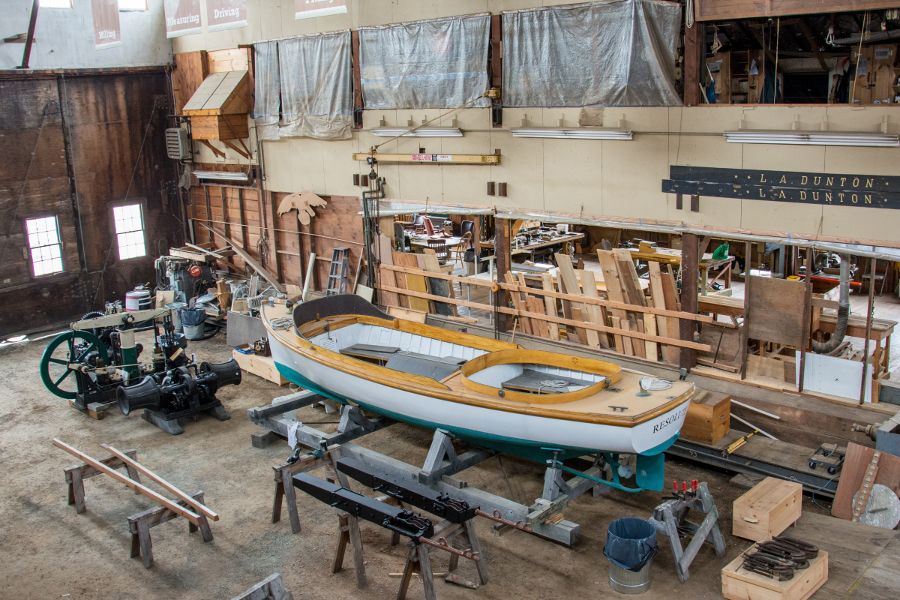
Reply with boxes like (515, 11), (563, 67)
(648, 481), (726, 582)
(64, 448), (140, 514)
(128, 491), (213, 568)
(271, 451), (333, 534)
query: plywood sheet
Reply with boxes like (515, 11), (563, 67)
(746, 276), (808, 347)
(831, 441), (900, 520)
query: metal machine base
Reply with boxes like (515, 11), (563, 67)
(249, 391), (617, 546)
(142, 402), (230, 435)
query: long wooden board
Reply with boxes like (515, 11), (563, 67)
(101, 444), (219, 521)
(596, 250), (633, 355)
(540, 273), (560, 341)
(393, 252), (429, 313)
(53, 439), (201, 525)
(554, 253), (592, 345)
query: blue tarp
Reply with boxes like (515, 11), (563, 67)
(604, 517), (658, 571)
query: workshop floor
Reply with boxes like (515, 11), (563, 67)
(0, 330), (896, 599)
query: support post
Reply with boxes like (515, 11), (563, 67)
(679, 232), (700, 370)
(19, 0), (38, 69)
(860, 258), (877, 404)
(683, 21), (704, 106)
(494, 218), (511, 328)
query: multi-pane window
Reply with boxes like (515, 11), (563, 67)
(118, 0), (147, 10)
(113, 204), (146, 260)
(25, 216), (64, 277)
(39, 0), (73, 8)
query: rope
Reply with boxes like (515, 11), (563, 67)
(851, 11), (870, 104)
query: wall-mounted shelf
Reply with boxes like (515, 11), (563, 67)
(352, 151), (501, 165)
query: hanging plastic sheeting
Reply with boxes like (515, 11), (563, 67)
(277, 31), (353, 140)
(503, 0), (682, 107)
(359, 14), (491, 110)
(252, 40), (281, 141)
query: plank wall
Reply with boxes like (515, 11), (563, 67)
(0, 70), (181, 336)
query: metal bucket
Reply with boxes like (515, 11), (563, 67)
(608, 559), (653, 594)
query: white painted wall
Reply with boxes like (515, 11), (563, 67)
(0, 0), (170, 69)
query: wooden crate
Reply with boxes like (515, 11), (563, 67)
(722, 549), (828, 600)
(232, 349), (287, 386)
(681, 390), (731, 444)
(733, 477), (802, 541)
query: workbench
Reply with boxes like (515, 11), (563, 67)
(482, 232), (585, 260)
(628, 247), (733, 295)
(818, 312), (895, 380)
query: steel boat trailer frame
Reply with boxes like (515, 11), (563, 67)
(248, 389), (623, 546)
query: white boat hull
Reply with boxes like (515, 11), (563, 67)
(269, 333), (689, 456)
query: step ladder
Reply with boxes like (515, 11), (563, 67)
(326, 247), (350, 296)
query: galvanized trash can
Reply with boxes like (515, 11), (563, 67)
(179, 307), (207, 340)
(603, 517), (658, 594)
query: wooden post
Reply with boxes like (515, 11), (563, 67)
(799, 248), (814, 393)
(860, 258), (877, 404)
(679, 233), (700, 370)
(684, 22), (704, 106)
(494, 218), (511, 327)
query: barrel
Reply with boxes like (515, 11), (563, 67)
(125, 288), (152, 312)
(604, 517), (658, 594)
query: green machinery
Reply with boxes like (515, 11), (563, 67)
(40, 308), (180, 413)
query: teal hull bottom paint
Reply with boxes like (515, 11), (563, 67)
(275, 362), (674, 490)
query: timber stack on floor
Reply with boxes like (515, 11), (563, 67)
(377, 248), (710, 365)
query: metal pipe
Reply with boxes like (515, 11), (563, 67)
(811, 257), (850, 354)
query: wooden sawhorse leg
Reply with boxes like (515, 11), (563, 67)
(445, 519), (488, 586)
(65, 449), (140, 514)
(332, 513), (367, 588)
(128, 491), (211, 569)
(398, 542), (436, 600)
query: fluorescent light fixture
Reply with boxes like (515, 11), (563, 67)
(724, 130), (899, 148)
(193, 170), (251, 182)
(510, 127), (633, 140)
(370, 127), (464, 138)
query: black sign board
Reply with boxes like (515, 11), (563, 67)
(663, 166), (900, 210)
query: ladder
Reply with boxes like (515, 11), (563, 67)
(326, 247), (350, 296)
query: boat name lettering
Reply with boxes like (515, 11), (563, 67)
(652, 405), (688, 434)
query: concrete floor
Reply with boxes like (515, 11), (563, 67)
(0, 329), (891, 599)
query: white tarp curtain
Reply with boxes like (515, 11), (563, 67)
(359, 14), (491, 109)
(252, 40), (280, 141)
(502, 0), (682, 107)
(252, 31), (353, 140)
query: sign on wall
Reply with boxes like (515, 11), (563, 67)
(92, 0), (121, 49)
(207, 0), (247, 31)
(165, 0), (202, 38)
(295, 0), (347, 20)
(662, 166), (900, 210)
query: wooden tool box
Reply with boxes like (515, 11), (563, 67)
(722, 549), (827, 600)
(733, 477), (802, 542)
(681, 390), (731, 444)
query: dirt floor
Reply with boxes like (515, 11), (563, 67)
(0, 328), (893, 599)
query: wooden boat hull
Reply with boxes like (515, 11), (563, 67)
(268, 329), (689, 461)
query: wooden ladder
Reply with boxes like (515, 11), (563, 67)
(326, 247), (350, 296)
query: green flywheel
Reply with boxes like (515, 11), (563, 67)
(39, 330), (108, 399)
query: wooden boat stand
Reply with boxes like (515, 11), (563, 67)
(65, 448), (141, 514)
(647, 481), (726, 582)
(128, 491), (213, 569)
(249, 390), (609, 546)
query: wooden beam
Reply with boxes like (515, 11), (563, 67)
(201, 223), (285, 293)
(199, 139), (227, 159)
(380, 285), (712, 352)
(684, 21), (703, 106)
(860, 258), (877, 404)
(494, 218), (511, 322)
(100, 444), (219, 522)
(694, 0), (900, 21)
(351, 30), (363, 128)
(19, 0), (38, 69)
(52, 439), (201, 525)
(679, 233), (700, 370)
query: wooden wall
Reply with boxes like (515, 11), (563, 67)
(693, 1), (900, 21)
(186, 172), (364, 293)
(0, 70), (181, 337)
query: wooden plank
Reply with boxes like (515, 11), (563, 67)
(679, 233), (700, 369)
(525, 297), (549, 338)
(649, 262), (680, 364)
(643, 313), (658, 360)
(205, 225), (284, 293)
(554, 253), (592, 345)
(694, 0), (899, 21)
(746, 276), (809, 348)
(379, 285), (712, 351)
(540, 273), (560, 341)
(581, 270), (609, 348)
(100, 444), (219, 522)
(596, 250), (633, 355)
(377, 234), (400, 308)
(394, 252), (430, 313)
(52, 439), (201, 525)
(420, 251), (456, 317)
(504, 272), (532, 335)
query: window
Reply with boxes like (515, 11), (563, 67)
(25, 216), (64, 277)
(118, 0), (147, 11)
(39, 0), (73, 8)
(113, 204), (146, 260)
